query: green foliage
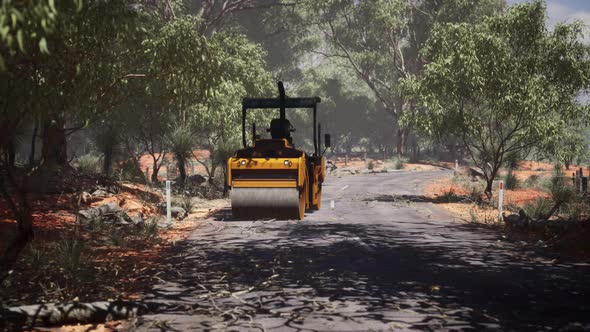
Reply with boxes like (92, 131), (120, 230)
(524, 174), (541, 188)
(403, 1), (590, 198)
(504, 171), (519, 190)
(367, 160), (375, 170)
(566, 202), (584, 221)
(176, 196), (195, 214)
(55, 239), (90, 276)
(469, 208), (479, 223)
(391, 156), (407, 170)
(143, 217), (159, 238)
(439, 188), (460, 203)
(524, 198), (552, 219)
(107, 231), (126, 247)
(548, 166), (575, 207)
(74, 154), (101, 175)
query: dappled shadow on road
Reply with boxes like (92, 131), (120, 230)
(138, 219), (590, 331)
(364, 193), (471, 204)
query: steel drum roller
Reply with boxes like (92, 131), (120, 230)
(231, 187), (302, 219)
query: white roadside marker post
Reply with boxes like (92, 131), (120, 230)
(455, 159), (459, 175)
(166, 180), (172, 225)
(498, 180), (504, 222)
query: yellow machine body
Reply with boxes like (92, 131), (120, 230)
(227, 138), (325, 220)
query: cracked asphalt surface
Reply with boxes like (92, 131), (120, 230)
(133, 171), (590, 331)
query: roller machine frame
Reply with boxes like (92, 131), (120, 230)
(226, 82), (330, 220)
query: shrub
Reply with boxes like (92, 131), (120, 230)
(143, 217), (159, 237)
(523, 198), (552, 219)
(23, 242), (46, 267)
(55, 239), (90, 276)
(466, 182), (484, 203)
(367, 160), (375, 170)
(439, 188), (460, 203)
(469, 208), (478, 223)
(524, 174), (540, 187)
(391, 156), (406, 170)
(504, 170), (519, 189)
(548, 165), (575, 206)
(566, 202), (584, 221)
(177, 196), (195, 213)
(75, 154), (101, 174)
(85, 215), (107, 232)
(108, 231), (126, 246)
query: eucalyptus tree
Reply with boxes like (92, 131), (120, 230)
(293, 0), (504, 155)
(403, 1), (590, 199)
(140, 14), (274, 184)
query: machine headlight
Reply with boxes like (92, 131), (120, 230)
(284, 160), (292, 166)
(240, 160), (247, 166)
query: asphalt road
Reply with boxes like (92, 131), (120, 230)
(134, 171), (590, 331)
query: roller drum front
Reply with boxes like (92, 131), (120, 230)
(231, 187), (303, 220)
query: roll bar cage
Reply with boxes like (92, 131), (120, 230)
(241, 81), (322, 156)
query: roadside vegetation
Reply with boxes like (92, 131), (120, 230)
(1, 0), (589, 328)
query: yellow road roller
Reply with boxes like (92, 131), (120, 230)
(227, 82), (331, 220)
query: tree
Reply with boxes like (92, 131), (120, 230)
(403, 1), (590, 199)
(293, 0), (504, 156)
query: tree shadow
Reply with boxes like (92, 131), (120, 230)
(137, 220), (590, 331)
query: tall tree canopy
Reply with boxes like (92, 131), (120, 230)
(403, 0), (590, 198)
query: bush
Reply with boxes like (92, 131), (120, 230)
(523, 198), (552, 219)
(548, 165), (575, 206)
(469, 208), (478, 223)
(524, 174), (540, 187)
(55, 239), (92, 278)
(439, 188), (460, 203)
(466, 181), (484, 203)
(566, 202), (584, 221)
(143, 217), (159, 237)
(108, 231), (126, 246)
(177, 196), (195, 213)
(504, 170), (519, 189)
(391, 156), (407, 170)
(367, 160), (375, 170)
(75, 154), (102, 174)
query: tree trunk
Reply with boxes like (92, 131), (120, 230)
(103, 144), (113, 176)
(0, 166), (34, 278)
(29, 123), (38, 168)
(396, 128), (407, 156)
(565, 159), (571, 170)
(151, 163), (160, 184)
(40, 119), (68, 166)
(222, 165), (229, 197)
(484, 179), (494, 201)
(484, 166), (500, 201)
(176, 153), (186, 184)
(7, 140), (15, 167)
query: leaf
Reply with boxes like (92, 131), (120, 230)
(16, 29), (24, 53)
(39, 37), (49, 54)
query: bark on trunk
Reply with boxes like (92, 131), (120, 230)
(0, 166), (34, 278)
(7, 141), (15, 167)
(176, 154), (186, 184)
(28, 123), (38, 168)
(102, 145), (113, 176)
(396, 128), (407, 156)
(40, 119), (68, 166)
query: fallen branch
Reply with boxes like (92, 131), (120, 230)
(0, 300), (169, 330)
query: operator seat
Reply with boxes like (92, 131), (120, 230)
(269, 118), (295, 145)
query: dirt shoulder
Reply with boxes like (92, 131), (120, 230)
(422, 163), (590, 261)
(0, 179), (228, 309)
